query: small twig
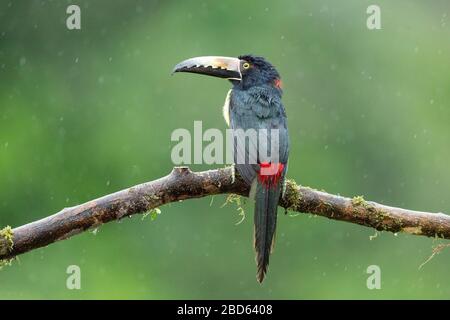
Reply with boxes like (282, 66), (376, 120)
(419, 243), (450, 270)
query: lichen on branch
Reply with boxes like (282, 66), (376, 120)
(0, 226), (14, 254)
(0, 226), (14, 269)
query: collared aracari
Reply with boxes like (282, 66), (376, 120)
(173, 55), (290, 283)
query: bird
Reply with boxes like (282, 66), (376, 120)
(173, 55), (289, 283)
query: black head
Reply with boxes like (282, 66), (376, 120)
(172, 54), (282, 91)
(237, 54), (281, 89)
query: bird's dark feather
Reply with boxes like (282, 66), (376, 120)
(229, 83), (289, 282)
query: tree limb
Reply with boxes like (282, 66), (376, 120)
(1, 166), (449, 260)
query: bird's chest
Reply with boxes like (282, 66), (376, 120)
(225, 89), (277, 126)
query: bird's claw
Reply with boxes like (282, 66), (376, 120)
(281, 180), (287, 198)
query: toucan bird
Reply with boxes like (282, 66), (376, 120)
(173, 55), (290, 283)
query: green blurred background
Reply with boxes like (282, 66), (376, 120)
(1, 0), (450, 299)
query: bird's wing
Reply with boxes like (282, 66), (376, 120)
(229, 92), (289, 185)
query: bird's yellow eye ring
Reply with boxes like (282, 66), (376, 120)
(242, 62), (250, 69)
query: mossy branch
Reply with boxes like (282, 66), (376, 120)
(1, 166), (449, 261)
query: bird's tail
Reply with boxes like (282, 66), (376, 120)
(253, 178), (282, 283)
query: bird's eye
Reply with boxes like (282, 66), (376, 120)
(242, 62), (250, 69)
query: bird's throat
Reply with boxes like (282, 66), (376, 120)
(222, 89), (232, 127)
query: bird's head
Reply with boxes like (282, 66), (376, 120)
(172, 54), (282, 90)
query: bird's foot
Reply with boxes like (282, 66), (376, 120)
(281, 179), (287, 198)
(282, 180), (288, 215)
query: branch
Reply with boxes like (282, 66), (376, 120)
(1, 167), (449, 260)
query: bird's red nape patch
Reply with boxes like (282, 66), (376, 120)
(274, 78), (283, 89)
(258, 162), (285, 188)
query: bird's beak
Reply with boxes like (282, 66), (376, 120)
(172, 56), (242, 81)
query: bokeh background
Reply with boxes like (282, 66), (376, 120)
(1, 0), (450, 299)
